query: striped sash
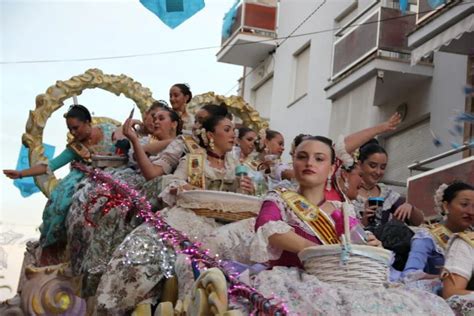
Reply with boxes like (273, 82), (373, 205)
(277, 188), (339, 245)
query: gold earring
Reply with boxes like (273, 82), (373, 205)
(326, 176), (332, 191)
(209, 138), (215, 151)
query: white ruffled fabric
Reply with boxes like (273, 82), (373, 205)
(334, 134), (353, 168)
(249, 220), (293, 263)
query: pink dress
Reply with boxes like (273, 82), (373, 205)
(245, 190), (454, 315)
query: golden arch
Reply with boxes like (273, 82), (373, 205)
(22, 68), (156, 197)
(188, 92), (269, 132)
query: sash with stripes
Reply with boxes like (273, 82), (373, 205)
(277, 188), (339, 245)
(428, 223), (452, 251)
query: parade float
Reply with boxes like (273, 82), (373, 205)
(0, 69), (296, 316)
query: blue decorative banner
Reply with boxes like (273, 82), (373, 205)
(222, 0), (240, 40)
(399, 0), (408, 13)
(140, 0), (205, 29)
(13, 144), (55, 197)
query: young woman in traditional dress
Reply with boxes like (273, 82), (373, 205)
(94, 115), (255, 313)
(245, 136), (453, 315)
(169, 83), (194, 131)
(401, 182), (474, 293)
(3, 104), (117, 263)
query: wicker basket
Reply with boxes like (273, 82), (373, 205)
(177, 190), (262, 223)
(298, 244), (392, 287)
(190, 208), (257, 222)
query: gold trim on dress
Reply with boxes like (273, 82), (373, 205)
(428, 223), (453, 251)
(277, 188), (339, 245)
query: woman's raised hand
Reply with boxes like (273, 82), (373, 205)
(381, 112), (402, 133)
(122, 118), (139, 142)
(3, 169), (22, 179)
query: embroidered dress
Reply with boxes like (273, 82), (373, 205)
(353, 183), (405, 228)
(94, 152), (247, 313)
(65, 140), (181, 297)
(398, 223), (451, 293)
(240, 190), (454, 315)
(444, 233), (474, 316)
(39, 122), (116, 251)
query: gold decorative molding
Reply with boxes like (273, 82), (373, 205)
(188, 92), (269, 132)
(22, 68), (156, 197)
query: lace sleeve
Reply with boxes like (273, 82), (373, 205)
(250, 220), (293, 263)
(152, 137), (186, 174)
(158, 157), (189, 206)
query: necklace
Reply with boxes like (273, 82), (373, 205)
(317, 198), (326, 207)
(206, 150), (226, 160)
(360, 184), (378, 198)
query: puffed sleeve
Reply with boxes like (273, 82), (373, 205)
(250, 194), (293, 263)
(152, 137), (186, 174)
(444, 238), (474, 281)
(158, 156), (189, 206)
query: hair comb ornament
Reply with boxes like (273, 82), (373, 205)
(433, 183), (449, 215)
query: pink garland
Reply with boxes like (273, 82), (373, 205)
(73, 162), (288, 316)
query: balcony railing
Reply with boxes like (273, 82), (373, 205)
(221, 0), (277, 44)
(331, 7), (416, 79)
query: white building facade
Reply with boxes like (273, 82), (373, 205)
(217, 0), (473, 186)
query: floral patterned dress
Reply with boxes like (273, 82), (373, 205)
(94, 152), (250, 313)
(241, 190), (454, 315)
(65, 137), (181, 297)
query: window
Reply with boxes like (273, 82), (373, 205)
(293, 44), (310, 101)
(251, 75), (273, 119)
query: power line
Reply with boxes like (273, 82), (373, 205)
(1, 1), (472, 66)
(224, 0), (328, 95)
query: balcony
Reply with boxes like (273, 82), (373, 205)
(326, 7), (434, 103)
(216, 0), (278, 67)
(409, 0), (474, 64)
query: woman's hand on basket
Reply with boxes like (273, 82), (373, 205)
(239, 176), (255, 195)
(367, 233), (383, 247)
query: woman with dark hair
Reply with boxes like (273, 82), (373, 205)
(242, 136), (451, 315)
(356, 140), (424, 228)
(138, 103), (230, 180)
(443, 197), (474, 315)
(237, 127), (257, 161)
(3, 104), (117, 257)
(169, 83), (194, 131)
(95, 115), (256, 313)
(400, 182), (474, 293)
(64, 105), (184, 297)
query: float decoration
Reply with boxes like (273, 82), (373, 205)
(73, 162), (288, 315)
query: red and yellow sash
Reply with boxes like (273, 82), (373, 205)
(277, 188), (339, 245)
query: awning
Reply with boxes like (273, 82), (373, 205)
(411, 13), (474, 65)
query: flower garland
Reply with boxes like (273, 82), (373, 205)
(73, 162), (288, 315)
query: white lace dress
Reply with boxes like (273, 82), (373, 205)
(236, 191), (454, 315)
(94, 152), (257, 313)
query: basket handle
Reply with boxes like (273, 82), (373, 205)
(343, 206), (351, 244)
